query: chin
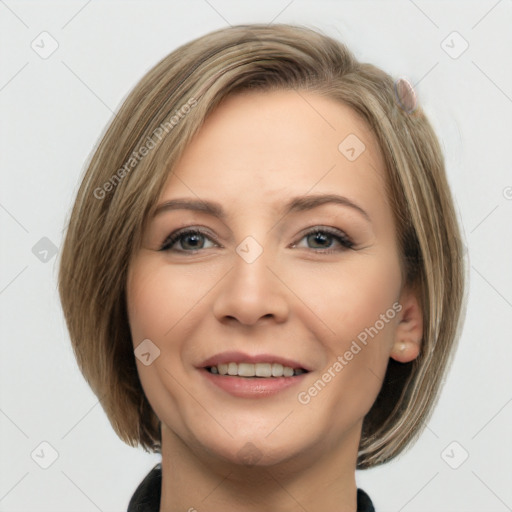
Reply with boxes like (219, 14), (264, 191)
(188, 420), (315, 469)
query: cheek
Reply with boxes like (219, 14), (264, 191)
(294, 265), (402, 428)
(126, 256), (213, 344)
(126, 262), (167, 344)
(288, 254), (402, 341)
(126, 258), (210, 426)
(286, 253), (403, 417)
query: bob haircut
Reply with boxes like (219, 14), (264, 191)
(58, 24), (466, 468)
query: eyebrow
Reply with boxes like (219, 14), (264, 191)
(153, 193), (371, 223)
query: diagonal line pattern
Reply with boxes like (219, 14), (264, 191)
(0, 408), (29, 438)
(267, 0), (295, 26)
(471, 265), (512, 308)
(412, 61), (439, 88)
(202, 0), (232, 26)
(398, 472), (439, 511)
(472, 396), (512, 439)
(265, 409), (294, 437)
(0, 0), (29, 28)
(61, 0), (93, 29)
(424, 423), (439, 439)
(470, 204), (499, 233)
(0, 202), (29, 232)
(471, 0), (503, 30)
(61, 395), (105, 439)
(367, 366), (384, 381)
(0, 266), (28, 295)
(472, 61), (512, 105)
(0, 472), (29, 503)
(472, 471), (512, 511)
(293, 89), (336, 130)
(61, 471), (104, 511)
(61, 61), (115, 114)
(408, 0), (439, 29)
(0, 62), (29, 92)
(200, 471), (234, 502)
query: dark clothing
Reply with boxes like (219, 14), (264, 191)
(128, 463), (375, 511)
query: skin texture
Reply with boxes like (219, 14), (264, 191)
(126, 90), (423, 512)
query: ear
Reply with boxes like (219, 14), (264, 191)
(390, 285), (423, 363)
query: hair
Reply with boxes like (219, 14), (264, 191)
(58, 23), (466, 468)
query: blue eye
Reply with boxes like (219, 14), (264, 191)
(159, 226), (354, 253)
(160, 229), (217, 252)
(294, 227), (354, 252)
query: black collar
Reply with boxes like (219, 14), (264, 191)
(128, 463), (375, 511)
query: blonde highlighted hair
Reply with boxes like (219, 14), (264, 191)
(58, 24), (465, 468)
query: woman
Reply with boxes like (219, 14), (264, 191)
(58, 24), (466, 511)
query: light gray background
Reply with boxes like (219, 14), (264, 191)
(1, 1), (511, 510)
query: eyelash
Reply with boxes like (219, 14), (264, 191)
(159, 226), (355, 254)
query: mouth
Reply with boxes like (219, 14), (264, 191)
(200, 365), (309, 398)
(199, 352), (311, 397)
(205, 362), (309, 378)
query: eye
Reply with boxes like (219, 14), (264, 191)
(292, 227), (354, 252)
(159, 228), (218, 252)
(159, 226), (354, 254)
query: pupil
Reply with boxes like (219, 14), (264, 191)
(309, 232), (330, 248)
(183, 233), (203, 249)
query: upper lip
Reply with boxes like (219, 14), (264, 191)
(200, 351), (312, 372)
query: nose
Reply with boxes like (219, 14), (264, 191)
(212, 241), (290, 326)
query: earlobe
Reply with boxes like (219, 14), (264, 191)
(390, 338), (421, 363)
(390, 286), (423, 363)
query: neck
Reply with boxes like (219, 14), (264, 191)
(159, 424), (361, 512)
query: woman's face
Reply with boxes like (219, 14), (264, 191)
(127, 90), (421, 467)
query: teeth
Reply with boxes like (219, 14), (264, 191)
(210, 362), (306, 378)
(256, 363), (271, 377)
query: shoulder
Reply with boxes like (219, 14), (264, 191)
(357, 488), (376, 512)
(127, 463), (162, 512)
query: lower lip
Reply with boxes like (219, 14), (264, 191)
(199, 368), (308, 398)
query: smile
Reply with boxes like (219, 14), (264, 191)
(200, 365), (309, 398)
(206, 362), (308, 378)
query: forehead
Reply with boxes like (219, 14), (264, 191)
(159, 90), (389, 216)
